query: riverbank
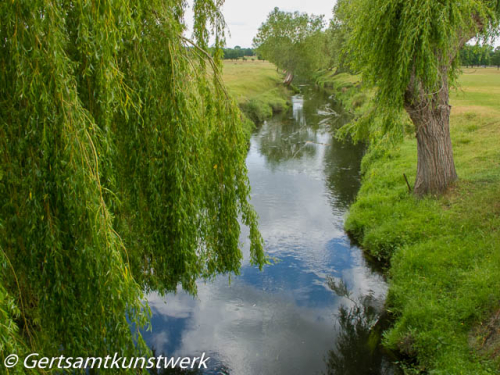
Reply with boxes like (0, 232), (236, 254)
(314, 70), (367, 114)
(223, 60), (291, 128)
(318, 68), (500, 373)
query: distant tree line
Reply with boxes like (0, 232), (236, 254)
(460, 44), (500, 68)
(222, 46), (256, 60)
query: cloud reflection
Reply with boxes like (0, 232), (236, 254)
(144, 89), (389, 375)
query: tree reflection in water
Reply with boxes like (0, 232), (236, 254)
(146, 348), (230, 375)
(325, 278), (401, 375)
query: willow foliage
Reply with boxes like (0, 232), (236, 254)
(0, 0), (265, 368)
(339, 0), (500, 131)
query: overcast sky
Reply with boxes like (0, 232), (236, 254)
(186, 1), (499, 48)
(186, 1), (337, 48)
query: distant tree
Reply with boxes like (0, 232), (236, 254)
(482, 44), (495, 65)
(253, 7), (326, 85)
(324, 0), (351, 73)
(460, 45), (476, 67)
(222, 47), (255, 60)
(338, 0), (500, 196)
(492, 46), (500, 68)
(243, 48), (255, 57)
(233, 45), (244, 58)
(460, 44), (495, 67)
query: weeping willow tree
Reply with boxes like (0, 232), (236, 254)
(0, 0), (265, 369)
(338, 0), (500, 196)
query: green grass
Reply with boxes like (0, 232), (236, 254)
(343, 68), (500, 373)
(314, 70), (375, 116)
(222, 60), (291, 124)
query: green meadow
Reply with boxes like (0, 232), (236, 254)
(223, 60), (291, 124)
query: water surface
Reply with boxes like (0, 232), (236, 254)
(144, 89), (399, 375)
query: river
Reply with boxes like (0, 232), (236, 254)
(143, 88), (400, 375)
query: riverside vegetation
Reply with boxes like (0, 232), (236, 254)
(316, 67), (500, 374)
(223, 60), (292, 127)
(242, 1), (500, 371)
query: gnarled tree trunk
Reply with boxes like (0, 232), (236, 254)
(404, 70), (458, 196)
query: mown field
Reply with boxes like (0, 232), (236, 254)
(343, 68), (500, 373)
(223, 60), (279, 101)
(222, 60), (291, 123)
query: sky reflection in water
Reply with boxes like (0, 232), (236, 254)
(143, 90), (394, 375)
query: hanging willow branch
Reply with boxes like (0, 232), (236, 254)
(0, 0), (265, 367)
(179, 34), (231, 100)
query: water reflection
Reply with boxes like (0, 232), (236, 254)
(143, 88), (397, 374)
(323, 137), (365, 211)
(255, 93), (364, 212)
(325, 279), (401, 375)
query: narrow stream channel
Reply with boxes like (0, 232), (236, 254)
(143, 88), (400, 375)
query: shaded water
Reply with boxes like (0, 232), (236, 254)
(143, 89), (400, 374)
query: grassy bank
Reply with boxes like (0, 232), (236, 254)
(315, 70), (367, 112)
(222, 60), (291, 125)
(324, 68), (500, 373)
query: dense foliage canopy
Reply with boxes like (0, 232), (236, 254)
(0, 0), (265, 369)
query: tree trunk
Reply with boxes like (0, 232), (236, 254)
(404, 70), (458, 196)
(283, 71), (294, 86)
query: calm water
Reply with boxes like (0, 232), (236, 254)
(143, 89), (400, 375)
